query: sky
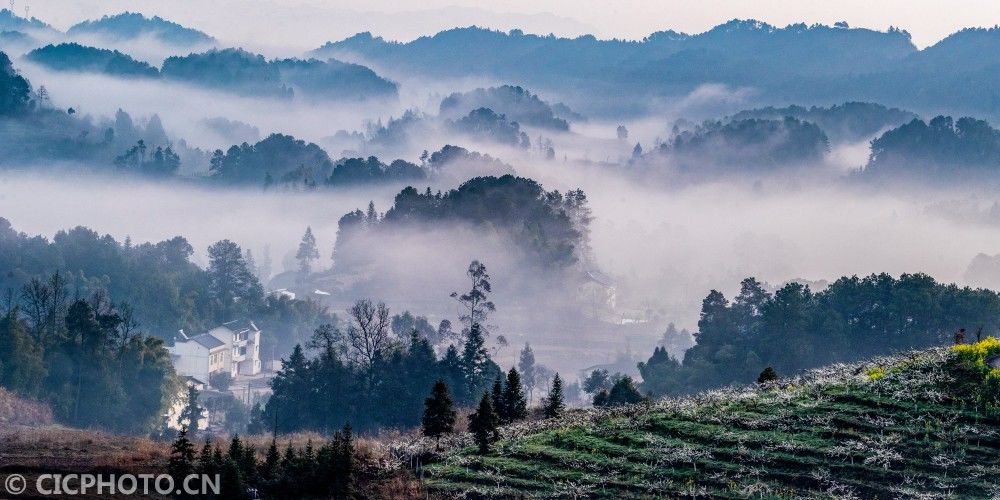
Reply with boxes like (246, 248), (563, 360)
(17, 0), (1000, 50)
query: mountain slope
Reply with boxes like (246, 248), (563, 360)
(423, 343), (1000, 498)
(68, 12), (213, 45)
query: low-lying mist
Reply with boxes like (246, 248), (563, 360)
(3, 161), (998, 374)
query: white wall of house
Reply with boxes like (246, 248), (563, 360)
(171, 323), (263, 390)
(170, 341), (211, 383)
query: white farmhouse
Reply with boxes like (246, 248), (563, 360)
(169, 320), (262, 388)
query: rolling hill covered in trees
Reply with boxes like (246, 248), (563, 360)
(26, 42), (159, 77)
(66, 11), (215, 46)
(637, 274), (1000, 396)
(316, 20), (1000, 119)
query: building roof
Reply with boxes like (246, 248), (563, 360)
(222, 319), (259, 334)
(190, 333), (225, 349)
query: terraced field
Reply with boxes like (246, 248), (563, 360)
(422, 345), (1000, 498)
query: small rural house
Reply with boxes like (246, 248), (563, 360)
(168, 319), (262, 388)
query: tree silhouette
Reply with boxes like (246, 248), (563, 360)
(542, 373), (565, 418)
(468, 392), (499, 454)
(422, 379), (456, 450)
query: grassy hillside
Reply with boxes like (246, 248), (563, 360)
(422, 342), (1000, 498)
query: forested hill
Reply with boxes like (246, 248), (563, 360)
(315, 21), (913, 84)
(314, 21), (1000, 118)
(422, 342), (1000, 497)
(66, 12), (214, 45)
(0, 218), (334, 355)
(637, 274), (1000, 396)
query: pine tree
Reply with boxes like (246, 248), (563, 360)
(218, 458), (244, 500)
(501, 368), (528, 423)
(542, 373), (566, 418)
(196, 440), (215, 476)
(757, 366), (778, 384)
(167, 427), (196, 485)
(227, 434), (244, 464)
(212, 445), (224, 469)
(241, 445), (257, 484)
(296, 226), (320, 275)
(207, 239), (264, 318)
(490, 376), (504, 422)
(463, 323), (491, 396)
(179, 385), (203, 434)
(330, 424), (354, 497)
(518, 343), (537, 403)
(260, 439), (280, 481)
(280, 442), (296, 478)
(365, 201), (379, 226)
(422, 380), (456, 450)
(468, 393), (499, 454)
(300, 439), (317, 485)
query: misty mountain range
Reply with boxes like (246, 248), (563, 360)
(0, 10), (212, 45)
(7, 9), (1000, 117)
(316, 21), (1000, 118)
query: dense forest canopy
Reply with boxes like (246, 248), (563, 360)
(865, 115), (1000, 177)
(0, 286), (178, 434)
(209, 133), (334, 186)
(729, 102), (917, 142)
(0, 218), (334, 355)
(638, 274), (1000, 396)
(315, 21), (919, 115)
(0, 8), (52, 33)
(332, 175), (589, 270)
(448, 107), (531, 148)
(67, 11), (215, 45)
(440, 85), (572, 130)
(161, 48), (397, 100)
(161, 48), (291, 98)
(273, 57), (398, 101)
(661, 116), (830, 170)
(0, 50), (31, 116)
(27, 43), (159, 78)
(327, 156), (424, 185)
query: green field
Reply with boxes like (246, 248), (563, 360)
(423, 344), (1000, 498)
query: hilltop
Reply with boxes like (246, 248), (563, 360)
(67, 12), (214, 45)
(419, 342), (1000, 498)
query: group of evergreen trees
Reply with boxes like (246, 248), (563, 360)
(639, 273), (1000, 396)
(209, 133), (333, 187)
(335, 176), (592, 270)
(258, 261), (505, 433)
(421, 368), (566, 455)
(0, 274), (177, 433)
(114, 139), (181, 176)
(0, 218), (335, 380)
(662, 117), (830, 170)
(169, 429), (353, 499)
(866, 115), (1000, 177)
(261, 260), (566, 454)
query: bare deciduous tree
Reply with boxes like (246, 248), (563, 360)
(346, 298), (393, 367)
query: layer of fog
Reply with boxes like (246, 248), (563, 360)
(15, 62), (414, 154)
(4, 162), (1000, 374)
(0, 170), (396, 270)
(5, 57), (995, 374)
